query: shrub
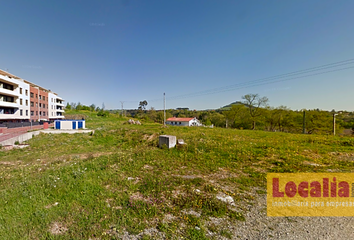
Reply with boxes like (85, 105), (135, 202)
(97, 110), (109, 117)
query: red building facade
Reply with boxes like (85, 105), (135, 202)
(29, 86), (49, 122)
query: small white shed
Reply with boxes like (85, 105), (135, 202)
(54, 120), (85, 130)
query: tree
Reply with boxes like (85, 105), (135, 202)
(305, 110), (334, 134)
(66, 103), (71, 110)
(147, 107), (158, 122)
(76, 102), (82, 110)
(71, 102), (77, 109)
(209, 112), (226, 127)
(90, 104), (96, 112)
(242, 93), (269, 130)
(157, 111), (172, 124)
(224, 104), (248, 128)
(138, 100), (148, 110)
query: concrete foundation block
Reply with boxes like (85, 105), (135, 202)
(159, 135), (176, 149)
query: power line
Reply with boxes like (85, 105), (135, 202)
(168, 65), (354, 100)
(167, 59), (354, 100)
(120, 58), (354, 103)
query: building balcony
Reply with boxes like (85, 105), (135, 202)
(56, 102), (65, 107)
(49, 115), (65, 119)
(0, 88), (19, 98)
(0, 101), (18, 108)
(0, 76), (19, 88)
(0, 114), (28, 120)
(56, 109), (65, 112)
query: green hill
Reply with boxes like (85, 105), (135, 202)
(219, 101), (248, 110)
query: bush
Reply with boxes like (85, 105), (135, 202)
(97, 110), (109, 117)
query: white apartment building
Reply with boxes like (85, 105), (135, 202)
(48, 92), (65, 120)
(0, 70), (30, 121)
(0, 69), (64, 122)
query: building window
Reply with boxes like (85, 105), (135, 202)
(39, 95), (42, 100)
(36, 111), (38, 116)
(43, 112), (46, 116)
(26, 100), (28, 106)
(20, 110), (23, 116)
(31, 111), (34, 116)
(39, 103), (42, 108)
(26, 110), (28, 116)
(25, 90), (28, 96)
(40, 111), (42, 116)
(30, 92), (34, 98)
(31, 101), (34, 107)
(179, 122), (181, 125)
(36, 94), (38, 99)
(43, 96), (45, 101)
(20, 99), (23, 105)
(43, 104), (45, 108)
(20, 88), (22, 94)
(36, 103), (38, 107)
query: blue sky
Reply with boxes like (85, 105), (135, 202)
(1, 0), (354, 111)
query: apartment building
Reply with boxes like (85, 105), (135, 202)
(0, 69), (64, 122)
(48, 92), (65, 119)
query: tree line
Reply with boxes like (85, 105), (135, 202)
(65, 94), (354, 135)
(133, 94), (351, 135)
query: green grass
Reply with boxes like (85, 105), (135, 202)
(0, 110), (353, 239)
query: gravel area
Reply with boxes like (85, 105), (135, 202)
(224, 194), (354, 239)
(105, 193), (354, 239)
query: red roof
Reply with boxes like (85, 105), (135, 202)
(166, 117), (194, 122)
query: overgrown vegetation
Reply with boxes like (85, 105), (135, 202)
(1, 110), (352, 238)
(66, 93), (354, 135)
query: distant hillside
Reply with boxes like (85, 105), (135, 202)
(219, 101), (248, 110)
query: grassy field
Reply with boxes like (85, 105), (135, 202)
(0, 111), (354, 239)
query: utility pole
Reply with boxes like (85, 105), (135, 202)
(120, 101), (125, 117)
(163, 93), (166, 126)
(302, 110), (306, 134)
(333, 113), (336, 136)
(333, 111), (342, 136)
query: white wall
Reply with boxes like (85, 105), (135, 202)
(16, 80), (30, 120)
(48, 92), (56, 119)
(166, 121), (189, 126)
(48, 92), (65, 119)
(188, 118), (202, 126)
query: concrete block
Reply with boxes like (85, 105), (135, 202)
(177, 139), (186, 149)
(159, 135), (176, 149)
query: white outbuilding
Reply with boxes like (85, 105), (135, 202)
(166, 117), (202, 126)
